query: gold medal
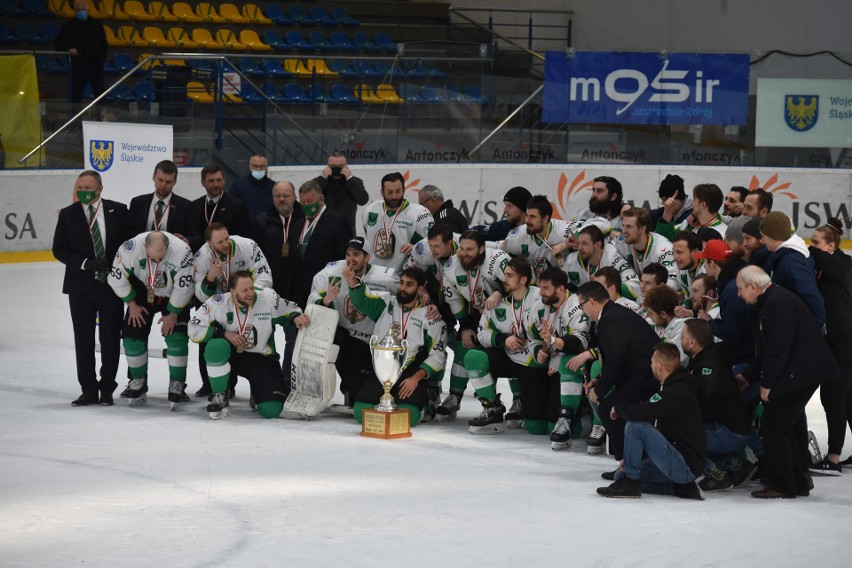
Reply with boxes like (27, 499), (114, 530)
(146, 286), (154, 304)
(281, 242), (290, 257)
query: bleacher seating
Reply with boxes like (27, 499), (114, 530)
(310, 6), (338, 27)
(143, 26), (176, 48)
(219, 3), (250, 24)
(191, 28), (224, 49)
(239, 29), (272, 51)
(242, 4), (272, 25)
(172, 2), (203, 23)
(147, 2), (178, 22)
(215, 28), (246, 50)
(167, 26), (200, 48)
(195, 3), (226, 24)
(123, 1), (155, 22)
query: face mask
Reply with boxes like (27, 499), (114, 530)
(330, 166), (343, 178)
(75, 10), (88, 20)
(302, 202), (321, 218)
(251, 170), (266, 181)
(76, 190), (97, 204)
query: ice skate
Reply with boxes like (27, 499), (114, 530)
(468, 394), (505, 434)
(124, 377), (148, 407)
(207, 392), (230, 420)
(168, 380), (184, 411)
(550, 408), (573, 450)
(421, 385), (441, 424)
(587, 424), (606, 455)
(504, 398), (523, 429)
(436, 392), (461, 422)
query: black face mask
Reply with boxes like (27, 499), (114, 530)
(330, 166), (343, 178)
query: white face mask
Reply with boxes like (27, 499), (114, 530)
(251, 170), (266, 181)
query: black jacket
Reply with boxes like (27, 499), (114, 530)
(617, 369), (708, 477)
(474, 219), (514, 242)
(763, 243), (825, 328)
(810, 246), (852, 341)
(749, 245), (770, 268)
(594, 301), (660, 400)
(52, 198), (129, 295)
(255, 204), (305, 300)
(128, 192), (192, 237)
(687, 342), (750, 435)
(314, 174), (368, 235)
(289, 207), (353, 307)
(434, 200), (469, 234)
(54, 17), (107, 67)
(187, 193), (253, 251)
(743, 285), (840, 397)
(229, 174), (275, 223)
(708, 258), (753, 365)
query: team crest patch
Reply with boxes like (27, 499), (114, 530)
(193, 250), (202, 259)
(456, 274), (468, 287)
(367, 212), (379, 226)
(226, 312), (233, 324)
(495, 308), (506, 322)
(785, 95), (818, 132)
(344, 296), (365, 324)
(567, 271), (580, 285)
(520, 244), (529, 258)
(241, 324), (257, 349)
(122, 239), (135, 252)
(211, 294), (224, 304)
(89, 140), (114, 172)
(650, 393), (662, 403)
(702, 367), (712, 376)
(414, 241), (425, 255)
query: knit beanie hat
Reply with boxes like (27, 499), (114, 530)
(658, 174), (685, 200)
(742, 217), (762, 239)
(503, 186), (533, 212)
(725, 216), (749, 244)
(760, 211), (794, 241)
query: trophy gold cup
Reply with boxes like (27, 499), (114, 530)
(360, 329), (412, 439)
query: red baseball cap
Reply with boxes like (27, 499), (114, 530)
(694, 239), (732, 261)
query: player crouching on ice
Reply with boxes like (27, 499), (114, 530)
(341, 265), (447, 427)
(189, 271), (310, 419)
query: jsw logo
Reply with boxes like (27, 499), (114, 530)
(570, 60), (720, 115)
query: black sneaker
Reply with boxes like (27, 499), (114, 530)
(809, 457), (842, 476)
(729, 460), (759, 488)
(841, 455), (852, 466)
(674, 481), (706, 500)
(597, 476), (642, 498)
(71, 393), (99, 406)
(195, 385), (212, 398)
(699, 470), (732, 492)
(601, 469), (619, 481)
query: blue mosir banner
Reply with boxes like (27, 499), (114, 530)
(543, 52), (750, 125)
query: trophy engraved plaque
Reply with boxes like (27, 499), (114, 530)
(361, 329), (412, 439)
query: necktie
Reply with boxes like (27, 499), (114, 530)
(153, 199), (165, 230)
(89, 205), (106, 282)
(208, 199), (216, 209)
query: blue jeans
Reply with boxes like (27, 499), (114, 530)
(705, 422), (748, 473)
(618, 421), (697, 495)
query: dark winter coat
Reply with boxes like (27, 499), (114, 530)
(809, 246), (852, 341)
(313, 174), (368, 235)
(708, 259), (753, 365)
(687, 342), (750, 435)
(593, 301), (660, 400)
(763, 238), (825, 328)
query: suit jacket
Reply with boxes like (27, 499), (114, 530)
(187, 193), (253, 251)
(52, 198), (129, 295)
(128, 192), (192, 237)
(289, 207), (353, 307)
(256, 205), (305, 301)
(594, 300), (660, 400)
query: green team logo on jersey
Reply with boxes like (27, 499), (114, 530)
(520, 244), (529, 258)
(650, 393), (662, 403)
(702, 367), (713, 376)
(456, 274), (468, 287)
(226, 312), (233, 324)
(367, 212), (378, 226)
(567, 272), (580, 285)
(500, 257), (508, 271)
(495, 308), (506, 322)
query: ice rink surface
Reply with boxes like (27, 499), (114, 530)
(1, 262), (849, 567)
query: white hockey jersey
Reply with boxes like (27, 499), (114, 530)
(192, 235), (272, 302)
(477, 287), (545, 367)
(404, 234), (459, 277)
(188, 288), (303, 357)
(655, 317), (689, 364)
(443, 247), (510, 317)
(676, 261), (707, 302)
(615, 296), (642, 314)
(563, 242), (641, 300)
(362, 199), (434, 272)
(499, 219), (572, 283)
(612, 232), (679, 291)
(110, 231), (194, 312)
(307, 261), (399, 343)
(568, 208), (623, 233)
(529, 291), (590, 374)
(348, 284), (447, 380)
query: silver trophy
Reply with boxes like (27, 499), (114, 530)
(370, 329), (409, 412)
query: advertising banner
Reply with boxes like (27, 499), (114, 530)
(543, 51), (750, 125)
(755, 78), (852, 148)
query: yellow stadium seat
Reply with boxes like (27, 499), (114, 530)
(219, 3), (251, 24)
(162, 59), (187, 67)
(215, 29), (247, 50)
(167, 27), (200, 49)
(143, 27), (176, 48)
(187, 81), (215, 103)
(239, 29), (272, 52)
(242, 3), (272, 24)
(137, 53), (160, 71)
(118, 25), (149, 47)
(48, 0), (74, 17)
(283, 59), (311, 76)
(172, 2), (204, 23)
(306, 59), (338, 77)
(99, 0), (129, 20)
(355, 84), (381, 103)
(376, 84), (404, 104)
(85, 1), (105, 19)
(147, 2), (178, 22)
(104, 25), (126, 47)
(191, 28), (225, 49)
(123, 0), (155, 21)
(196, 3), (226, 24)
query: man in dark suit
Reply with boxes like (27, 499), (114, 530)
(52, 170), (129, 406)
(187, 163), (253, 251)
(577, 280), (661, 468)
(128, 160), (192, 240)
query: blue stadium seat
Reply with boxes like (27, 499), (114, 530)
(264, 4), (294, 25)
(353, 31), (383, 53)
(465, 85), (488, 104)
(373, 32), (397, 54)
(261, 30), (288, 51)
(310, 5), (337, 27)
(308, 83), (335, 102)
(0, 23), (17, 43)
(421, 85), (447, 103)
(260, 59), (292, 77)
(331, 83), (357, 103)
(308, 30), (333, 52)
(327, 59), (356, 76)
(332, 6), (359, 27)
(24, 0), (53, 17)
(237, 57), (263, 76)
(399, 84), (426, 103)
(350, 60), (382, 78)
(284, 82), (312, 103)
(40, 22), (59, 42)
(285, 30), (315, 51)
(132, 80), (155, 103)
(330, 31), (358, 53)
(15, 22), (47, 44)
(288, 5), (316, 26)
(112, 52), (136, 73)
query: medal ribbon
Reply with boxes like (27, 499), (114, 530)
(510, 292), (526, 337)
(381, 201), (406, 249)
(152, 196), (170, 230)
(146, 256), (161, 291)
(299, 205), (326, 244)
(632, 235), (653, 273)
(234, 295), (253, 341)
(467, 265), (482, 311)
(204, 198), (220, 225)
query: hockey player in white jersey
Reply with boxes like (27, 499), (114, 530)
(499, 195), (572, 284)
(671, 231), (707, 318)
(342, 265), (447, 427)
(362, 171), (434, 272)
(464, 257), (547, 433)
(437, 230), (511, 421)
(656, 183), (727, 241)
(192, 222), (273, 398)
(192, 222), (272, 303)
(109, 230), (195, 408)
(563, 224), (641, 300)
(532, 267), (590, 449)
(567, 175), (626, 233)
(612, 207), (678, 293)
(189, 271), (309, 419)
(307, 237), (399, 407)
(644, 285), (691, 365)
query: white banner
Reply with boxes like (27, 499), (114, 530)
(755, 79), (852, 148)
(82, 121), (174, 206)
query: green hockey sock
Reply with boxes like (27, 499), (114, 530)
(256, 400), (283, 419)
(164, 333), (188, 381)
(465, 349), (496, 401)
(123, 338), (148, 378)
(204, 338), (232, 393)
(508, 377), (521, 398)
(524, 418), (548, 435)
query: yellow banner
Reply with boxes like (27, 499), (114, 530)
(0, 55), (42, 168)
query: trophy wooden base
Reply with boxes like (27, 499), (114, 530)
(360, 408), (412, 439)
